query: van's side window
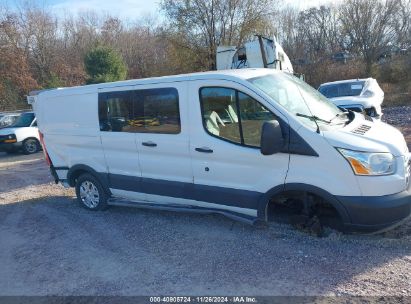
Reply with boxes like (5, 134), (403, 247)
(200, 87), (276, 147)
(135, 88), (181, 134)
(99, 88), (180, 134)
(238, 92), (276, 147)
(199, 87), (241, 144)
(99, 91), (134, 132)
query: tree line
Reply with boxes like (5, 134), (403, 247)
(0, 0), (410, 110)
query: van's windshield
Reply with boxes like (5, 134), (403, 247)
(248, 73), (347, 129)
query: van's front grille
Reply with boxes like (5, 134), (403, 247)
(351, 124), (371, 135)
(406, 155), (411, 187)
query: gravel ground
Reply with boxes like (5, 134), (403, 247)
(1, 108), (411, 296)
(382, 106), (411, 127)
(383, 106), (411, 150)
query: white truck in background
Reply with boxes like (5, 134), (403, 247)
(217, 36), (294, 74)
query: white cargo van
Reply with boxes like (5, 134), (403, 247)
(29, 69), (411, 233)
(0, 112), (40, 154)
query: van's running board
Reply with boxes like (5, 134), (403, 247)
(107, 198), (256, 225)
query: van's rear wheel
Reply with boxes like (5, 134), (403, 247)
(22, 138), (40, 154)
(75, 173), (108, 210)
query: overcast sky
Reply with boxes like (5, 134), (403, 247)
(5, 0), (333, 19)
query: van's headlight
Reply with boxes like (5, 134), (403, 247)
(2, 134), (17, 143)
(337, 148), (395, 176)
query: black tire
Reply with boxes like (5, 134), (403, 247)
(75, 173), (109, 211)
(22, 138), (40, 154)
(366, 107), (377, 117)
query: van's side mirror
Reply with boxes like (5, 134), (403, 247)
(260, 120), (285, 155)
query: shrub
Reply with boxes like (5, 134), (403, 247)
(84, 46), (127, 84)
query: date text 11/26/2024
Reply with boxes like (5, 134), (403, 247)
(150, 297), (257, 303)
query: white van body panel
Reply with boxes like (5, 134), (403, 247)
(97, 85), (142, 196)
(32, 70), (274, 186)
(285, 125), (362, 197)
(188, 79), (290, 194)
(321, 114), (409, 196)
(112, 190), (258, 217)
(323, 115), (408, 157)
(131, 82), (191, 184)
(35, 93), (106, 178)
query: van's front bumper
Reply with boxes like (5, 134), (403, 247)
(337, 181), (411, 233)
(0, 141), (22, 152)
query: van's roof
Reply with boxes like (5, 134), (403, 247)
(31, 68), (276, 98)
(319, 78), (373, 87)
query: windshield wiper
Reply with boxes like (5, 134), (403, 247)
(329, 111), (349, 123)
(296, 113), (331, 124)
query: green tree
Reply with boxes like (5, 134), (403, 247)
(84, 46), (127, 84)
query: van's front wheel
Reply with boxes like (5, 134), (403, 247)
(75, 174), (108, 210)
(22, 138), (40, 154)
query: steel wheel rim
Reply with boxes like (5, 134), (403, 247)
(25, 140), (38, 153)
(79, 181), (100, 208)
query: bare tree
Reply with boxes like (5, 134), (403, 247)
(161, 0), (278, 69)
(395, 0), (411, 47)
(297, 5), (341, 58)
(339, 0), (402, 73)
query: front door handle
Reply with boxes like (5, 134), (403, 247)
(142, 141), (157, 147)
(195, 147), (213, 153)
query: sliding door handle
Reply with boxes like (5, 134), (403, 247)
(142, 141), (157, 147)
(195, 147), (213, 153)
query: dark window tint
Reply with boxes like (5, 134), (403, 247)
(319, 85), (338, 98)
(99, 91), (134, 132)
(338, 82), (364, 97)
(99, 87), (180, 134)
(136, 88), (180, 134)
(319, 81), (364, 98)
(10, 113), (35, 128)
(200, 87), (276, 147)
